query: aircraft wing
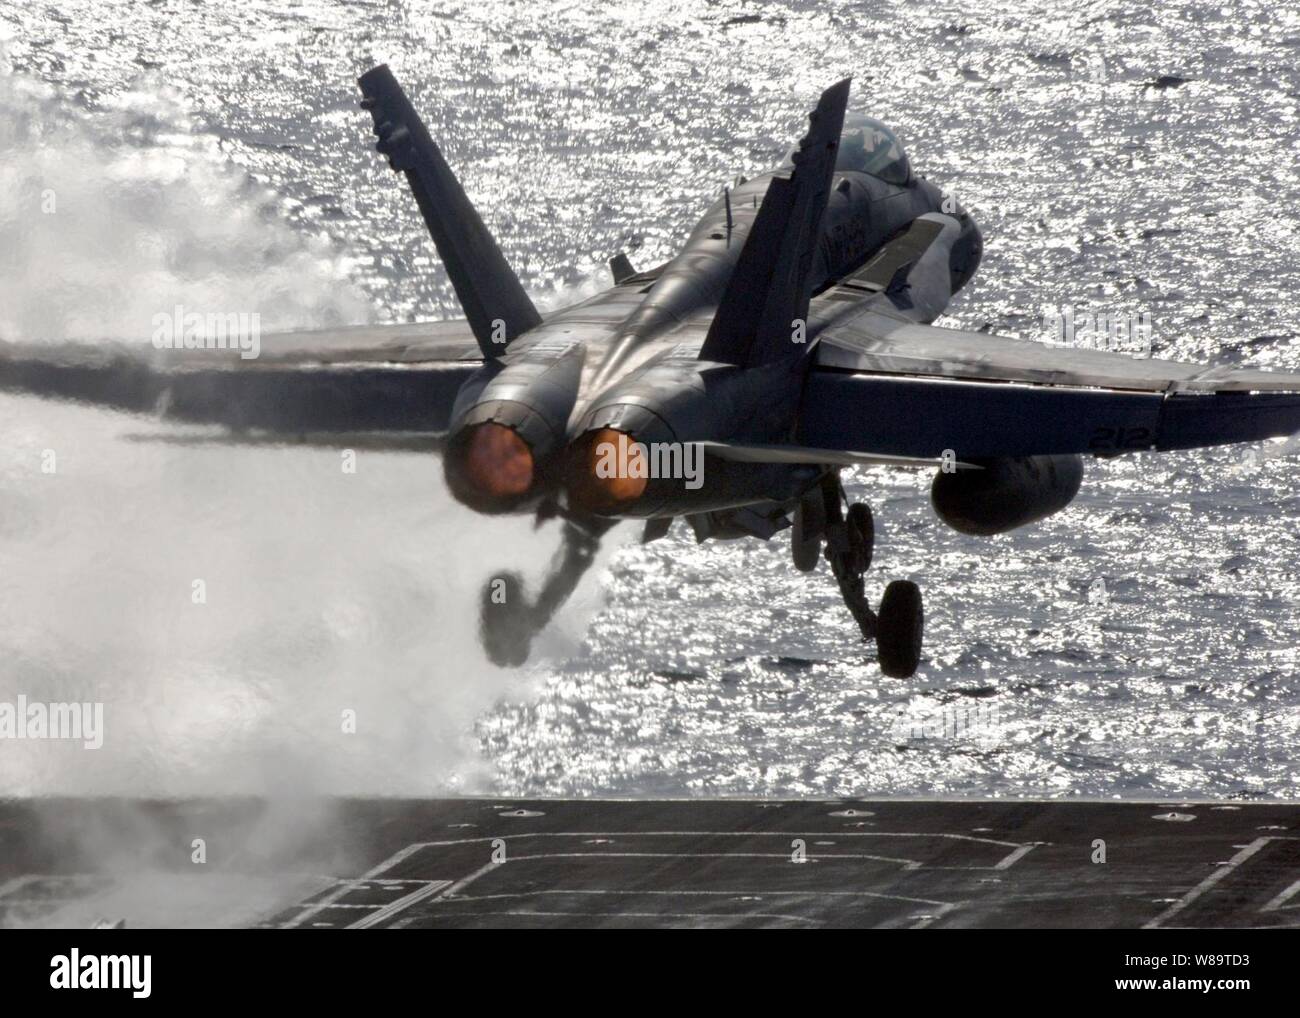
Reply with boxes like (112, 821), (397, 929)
(800, 304), (1300, 459)
(0, 319), (483, 434)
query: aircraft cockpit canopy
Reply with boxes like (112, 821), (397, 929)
(833, 114), (911, 185)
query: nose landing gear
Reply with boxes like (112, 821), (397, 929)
(792, 474), (924, 677)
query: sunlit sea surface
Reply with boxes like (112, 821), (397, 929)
(2, 0), (1299, 802)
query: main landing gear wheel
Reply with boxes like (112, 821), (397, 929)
(816, 473), (924, 676)
(876, 579), (923, 678)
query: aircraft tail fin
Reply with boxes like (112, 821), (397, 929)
(358, 65), (541, 358)
(699, 78), (850, 367)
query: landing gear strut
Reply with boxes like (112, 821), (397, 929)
(479, 515), (616, 667)
(793, 473), (924, 677)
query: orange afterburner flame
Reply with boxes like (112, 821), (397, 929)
(568, 428), (648, 510)
(462, 423), (534, 498)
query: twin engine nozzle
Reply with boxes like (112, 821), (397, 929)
(445, 376), (675, 516)
(442, 342), (669, 515)
(445, 349), (813, 519)
(444, 340), (690, 516)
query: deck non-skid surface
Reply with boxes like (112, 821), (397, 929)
(1, 799), (1297, 928)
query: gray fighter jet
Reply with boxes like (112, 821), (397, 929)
(6, 67), (1300, 677)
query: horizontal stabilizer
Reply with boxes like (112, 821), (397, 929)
(358, 65), (541, 357)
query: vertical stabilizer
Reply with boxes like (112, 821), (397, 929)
(698, 79), (850, 366)
(358, 65), (541, 358)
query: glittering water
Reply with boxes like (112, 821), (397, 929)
(2, 0), (1299, 801)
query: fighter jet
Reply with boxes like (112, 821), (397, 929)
(6, 66), (1300, 677)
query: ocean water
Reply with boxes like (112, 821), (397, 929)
(1, 0), (1299, 806)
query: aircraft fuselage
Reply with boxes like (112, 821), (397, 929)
(441, 117), (983, 520)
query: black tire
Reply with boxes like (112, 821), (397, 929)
(846, 502), (874, 575)
(480, 572), (533, 667)
(791, 493), (824, 572)
(876, 579), (922, 678)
